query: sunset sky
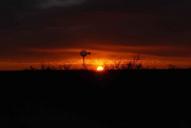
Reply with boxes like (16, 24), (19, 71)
(0, 0), (191, 70)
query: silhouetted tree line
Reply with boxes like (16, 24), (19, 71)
(28, 64), (72, 71)
(112, 55), (143, 70)
(27, 53), (189, 71)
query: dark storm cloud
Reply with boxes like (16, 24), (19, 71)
(0, 0), (38, 10)
(0, 0), (191, 66)
(0, 0), (88, 29)
(39, 0), (87, 8)
(84, 0), (191, 12)
(1, 0), (191, 11)
(0, 0), (86, 11)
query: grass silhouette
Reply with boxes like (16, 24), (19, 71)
(0, 69), (191, 127)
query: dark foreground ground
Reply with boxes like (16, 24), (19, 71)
(0, 69), (191, 128)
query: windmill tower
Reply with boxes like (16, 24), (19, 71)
(80, 50), (91, 68)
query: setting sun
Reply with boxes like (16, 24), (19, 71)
(96, 65), (104, 72)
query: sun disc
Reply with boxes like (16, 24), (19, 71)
(96, 65), (104, 72)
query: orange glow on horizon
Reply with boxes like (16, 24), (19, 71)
(0, 45), (191, 70)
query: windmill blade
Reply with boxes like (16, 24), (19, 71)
(80, 50), (91, 57)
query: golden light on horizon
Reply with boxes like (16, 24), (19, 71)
(96, 65), (104, 72)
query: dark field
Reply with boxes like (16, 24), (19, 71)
(0, 70), (191, 128)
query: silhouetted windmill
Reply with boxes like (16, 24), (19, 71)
(80, 50), (91, 68)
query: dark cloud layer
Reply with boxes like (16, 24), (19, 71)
(0, 0), (191, 68)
